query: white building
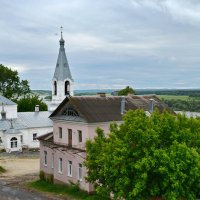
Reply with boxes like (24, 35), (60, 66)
(0, 29), (74, 152)
(0, 95), (53, 152)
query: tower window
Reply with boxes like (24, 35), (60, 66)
(65, 81), (70, 95)
(54, 81), (57, 95)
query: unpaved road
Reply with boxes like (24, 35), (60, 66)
(0, 153), (63, 200)
(0, 184), (51, 200)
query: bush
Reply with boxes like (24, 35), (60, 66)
(47, 174), (54, 184)
(0, 166), (6, 173)
(39, 170), (45, 181)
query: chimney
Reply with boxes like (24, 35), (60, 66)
(1, 103), (6, 120)
(35, 105), (39, 112)
(97, 93), (106, 97)
(121, 97), (126, 115)
(149, 98), (154, 113)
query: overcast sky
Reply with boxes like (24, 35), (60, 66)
(1, 0), (200, 90)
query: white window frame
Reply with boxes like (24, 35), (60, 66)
(10, 137), (17, 148)
(33, 133), (37, 141)
(44, 151), (47, 166)
(59, 158), (63, 174)
(52, 153), (54, 169)
(78, 163), (82, 181)
(67, 160), (72, 177)
(78, 130), (82, 143)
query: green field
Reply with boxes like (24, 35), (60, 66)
(158, 95), (190, 100)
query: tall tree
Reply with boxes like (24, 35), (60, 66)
(118, 86), (135, 96)
(85, 110), (200, 200)
(15, 95), (48, 112)
(0, 64), (30, 99)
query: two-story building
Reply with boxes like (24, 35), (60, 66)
(38, 95), (170, 192)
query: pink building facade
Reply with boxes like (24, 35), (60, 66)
(39, 95), (170, 192)
(39, 120), (111, 192)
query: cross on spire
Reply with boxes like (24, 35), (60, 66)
(60, 26), (63, 39)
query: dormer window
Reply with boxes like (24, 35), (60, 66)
(63, 108), (79, 117)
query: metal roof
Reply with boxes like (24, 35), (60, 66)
(53, 34), (73, 81)
(0, 111), (53, 131)
(0, 95), (16, 105)
(17, 111), (53, 128)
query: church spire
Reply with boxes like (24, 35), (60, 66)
(59, 26), (65, 46)
(50, 25), (74, 109)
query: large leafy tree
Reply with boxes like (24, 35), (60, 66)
(85, 110), (200, 200)
(15, 95), (48, 112)
(118, 86), (135, 96)
(0, 64), (30, 99)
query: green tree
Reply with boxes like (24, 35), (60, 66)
(85, 110), (200, 200)
(118, 86), (135, 96)
(0, 64), (30, 99)
(15, 95), (48, 112)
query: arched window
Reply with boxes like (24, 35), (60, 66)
(63, 108), (79, 116)
(10, 137), (17, 148)
(65, 81), (70, 95)
(54, 81), (57, 95)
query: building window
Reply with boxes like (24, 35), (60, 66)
(20, 135), (23, 143)
(59, 158), (63, 173)
(10, 137), (17, 148)
(54, 81), (57, 95)
(33, 133), (37, 141)
(78, 130), (82, 143)
(44, 151), (47, 166)
(68, 129), (72, 147)
(78, 163), (82, 181)
(67, 160), (72, 177)
(59, 127), (62, 138)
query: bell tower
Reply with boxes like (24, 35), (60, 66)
(49, 26), (74, 111)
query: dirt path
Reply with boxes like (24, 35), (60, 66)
(0, 157), (39, 178)
(0, 154), (68, 199)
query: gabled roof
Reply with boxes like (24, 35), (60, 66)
(50, 95), (173, 123)
(0, 95), (16, 105)
(37, 132), (53, 141)
(53, 34), (73, 81)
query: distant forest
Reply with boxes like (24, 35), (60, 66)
(135, 89), (200, 112)
(32, 89), (200, 112)
(135, 89), (200, 97)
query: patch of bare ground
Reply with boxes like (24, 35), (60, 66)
(0, 153), (72, 199)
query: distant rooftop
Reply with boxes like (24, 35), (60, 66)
(0, 95), (16, 105)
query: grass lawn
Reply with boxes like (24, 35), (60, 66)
(27, 180), (109, 200)
(158, 95), (190, 100)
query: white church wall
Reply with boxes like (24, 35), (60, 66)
(20, 126), (53, 148)
(4, 134), (22, 152)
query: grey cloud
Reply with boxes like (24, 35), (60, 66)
(0, 0), (200, 90)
